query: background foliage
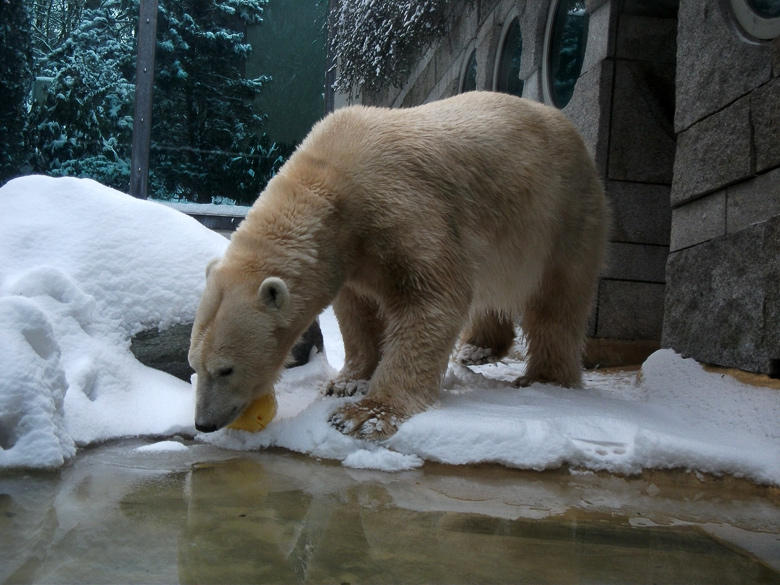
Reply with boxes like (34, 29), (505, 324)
(0, 0), (446, 200)
(0, 0), (34, 185)
(5, 0), (288, 204)
(329, 0), (466, 97)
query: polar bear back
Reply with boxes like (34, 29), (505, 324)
(283, 91), (606, 313)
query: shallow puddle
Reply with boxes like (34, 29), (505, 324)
(1, 440), (779, 584)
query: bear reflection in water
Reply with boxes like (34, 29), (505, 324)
(176, 458), (778, 585)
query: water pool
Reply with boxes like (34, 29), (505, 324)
(2, 440), (779, 584)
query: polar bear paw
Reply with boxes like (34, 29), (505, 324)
(329, 399), (404, 440)
(322, 377), (370, 397)
(454, 343), (495, 366)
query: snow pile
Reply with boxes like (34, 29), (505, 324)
(0, 176), (227, 468)
(208, 346), (780, 483)
(0, 297), (74, 468)
(1, 175), (779, 486)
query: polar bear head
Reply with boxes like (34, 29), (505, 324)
(188, 259), (292, 433)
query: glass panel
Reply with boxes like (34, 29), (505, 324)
(461, 50), (477, 93)
(8, 0), (327, 205)
(24, 0), (138, 192)
(548, 0), (589, 109)
(496, 19), (524, 97)
(748, 0), (780, 18)
(150, 0), (327, 205)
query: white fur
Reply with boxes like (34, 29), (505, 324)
(189, 92), (610, 439)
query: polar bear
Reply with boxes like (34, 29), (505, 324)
(188, 91), (609, 439)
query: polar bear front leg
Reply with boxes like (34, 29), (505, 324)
(329, 297), (467, 440)
(324, 287), (384, 397)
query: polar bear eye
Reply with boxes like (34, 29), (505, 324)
(216, 367), (234, 378)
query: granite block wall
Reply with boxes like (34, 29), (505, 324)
(663, 0), (780, 375)
(364, 0), (677, 365)
(350, 0), (779, 373)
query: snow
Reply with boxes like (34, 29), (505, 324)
(134, 440), (189, 453)
(0, 176), (227, 467)
(1, 175), (779, 485)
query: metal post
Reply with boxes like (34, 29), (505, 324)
(129, 0), (158, 198)
(324, 0), (337, 114)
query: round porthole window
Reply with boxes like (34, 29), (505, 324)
(731, 0), (780, 39)
(543, 0), (589, 108)
(460, 49), (478, 93)
(494, 18), (524, 97)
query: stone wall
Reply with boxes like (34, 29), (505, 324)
(584, 1), (676, 350)
(347, 0), (779, 374)
(363, 0), (676, 365)
(663, 0), (780, 375)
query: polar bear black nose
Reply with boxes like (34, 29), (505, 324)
(195, 422), (219, 433)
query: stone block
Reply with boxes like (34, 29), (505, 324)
(606, 181), (671, 245)
(584, 338), (660, 368)
(765, 216), (780, 376)
(608, 60), (676, 184)
(775, 36), (780, 77)
(522, 68), (544, 102)
(752, 76), (780, 173)
(562, 59), (614, 178)
(727, 167), (780, 233)
(131, 320), (325, 381)
(615, 15), (677, 64)
(518, 0), (551, 80)
(671, 98), (751, 206)
(131, 323), (194, 382)
(288, 319), (325, 368)
(669, 191), (726, 251)
(581, 1), (615, 77)
(476, 9), (501, 90)
(620, 0), (678, 18)
(434, 34), (458, 85)
(404, 57), (438, 107)
(595, 280), (666, 340)
(662, 223), (775, 374)
(585, 0), (610, 12)
(603, 243), (668, 283)
(675, 0), (773, 132)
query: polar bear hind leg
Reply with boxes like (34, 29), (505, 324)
(324, 286), (384, 397)
(455, 310), (516, 365)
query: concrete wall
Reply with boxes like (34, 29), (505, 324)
(663, 0), (780, 376)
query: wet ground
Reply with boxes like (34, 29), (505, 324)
(1, 439), (779, 584)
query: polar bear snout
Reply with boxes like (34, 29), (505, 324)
(194, 420), (220, 433)
(194, 394), (243, 433)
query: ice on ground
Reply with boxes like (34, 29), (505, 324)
(1, 175), (779, 484)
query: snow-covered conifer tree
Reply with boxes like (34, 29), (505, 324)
(0, 0), (35, 184)
(151, 0), (280, 204)
(27, 0), (136, 190)
(329, 0), (469, 97)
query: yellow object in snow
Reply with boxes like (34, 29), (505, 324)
(227, 394), (277, 432)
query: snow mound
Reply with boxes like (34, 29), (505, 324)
(0, 296), (75, 469)
(0, 176), (228, 467)
(0, 175), (229, 339)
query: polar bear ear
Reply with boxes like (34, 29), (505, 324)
(205, 258), (221, 279)
(258, 277), (289, 311)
